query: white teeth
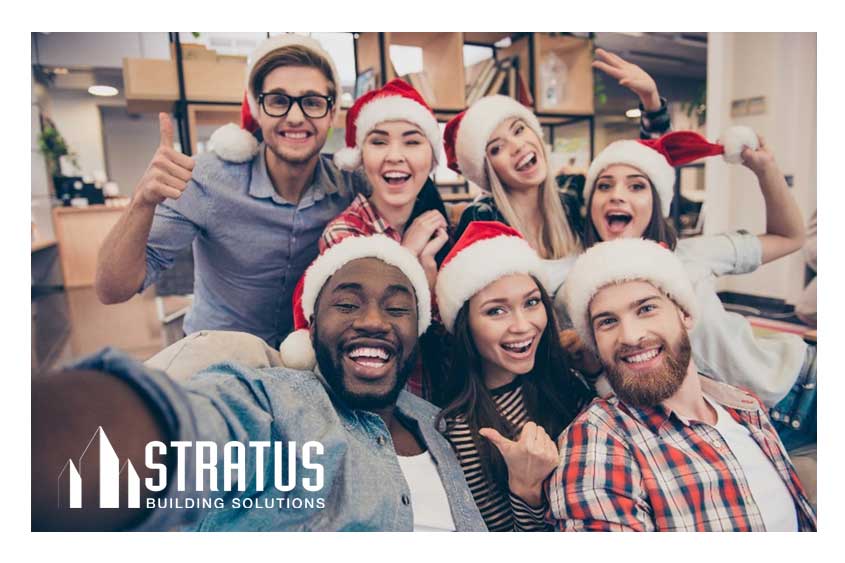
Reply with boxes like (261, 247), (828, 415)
(503, 338), (534, 351)
(284, 132), (308, 139)
(516, 152), (536, 170)
(349, 347), (389, 360)
(623, 349), (660, 363)
(384, 172), (410, 179)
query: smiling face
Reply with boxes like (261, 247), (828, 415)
(312, 258), (420, 410)
(485, 118), (547, 192)
(467, 273), (548, 387)
(589, 280), (692, 408)
(362, 120), (433, 216)
(589, 164), (655, 241)
(256, 65), (335, 165)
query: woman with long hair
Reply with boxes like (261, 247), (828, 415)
(433, 221), (593, 531)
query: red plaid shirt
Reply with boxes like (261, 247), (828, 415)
(547, 375), (817, 531)
(319, 193), (401, 252)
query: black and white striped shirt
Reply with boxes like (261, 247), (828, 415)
(443, 377), (549, 532)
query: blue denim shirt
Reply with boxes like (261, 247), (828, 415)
(142, 148), (366, 347)
(73, 349), (487, 532)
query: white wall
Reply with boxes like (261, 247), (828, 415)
(705, 32), (816, 304)
(100, 106), (160, 197)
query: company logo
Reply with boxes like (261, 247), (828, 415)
(59, 427), (325, 510)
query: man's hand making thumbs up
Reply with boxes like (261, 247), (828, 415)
(478, 421), (560, 507)
(133, 113), (196, 207)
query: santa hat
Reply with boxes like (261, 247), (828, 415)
(333, 78), (441, 171)
(209, 34), (341, 163)
(562, 238), (698, 353)
(435, 221), (548, 333)
(585, 127), (759, 217)
(278, 235), (432, 370)
(444, 95), (544, 191)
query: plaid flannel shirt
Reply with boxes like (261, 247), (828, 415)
(319, 193), (401, 252)
(547, 375), (817, 531)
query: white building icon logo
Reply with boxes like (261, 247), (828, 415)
(58, 427), (142, 509)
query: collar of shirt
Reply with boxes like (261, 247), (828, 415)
(349, 193), (400, 237)
(617, 373), (764, 434)
(248, 146), (338, 206)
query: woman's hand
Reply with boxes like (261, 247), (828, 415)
(479, 422), (559, 507)
(402, 210), (448, 256)
(593, 48), (662, 111)
(559, 329), (603, 377)
(419, 227), (449, 289)
(739, 134), (779, 177)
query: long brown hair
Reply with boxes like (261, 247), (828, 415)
(582, 181), (678, 250)
(434, 277), (593, 492)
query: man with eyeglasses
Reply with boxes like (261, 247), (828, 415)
(96, 35), (366, 348)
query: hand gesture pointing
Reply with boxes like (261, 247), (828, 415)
(479, 422), (559, 507)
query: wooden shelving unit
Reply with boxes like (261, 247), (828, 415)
(355, 32), (597, 189)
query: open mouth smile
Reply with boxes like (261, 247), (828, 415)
(500, 336), (537, 359)
(382, 171), (412, 186)
(619, 345), (663, 370)
(515, 151), (538, 172)
(604, 211), (633, 234)
(343, 341), (397, 380)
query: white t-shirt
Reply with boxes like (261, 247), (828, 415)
(397, 451), (456, 532)
(677, 233), (807, 407)
(706, 396), (798, 531)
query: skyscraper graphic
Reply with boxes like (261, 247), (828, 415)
(58, 427), (141, 509)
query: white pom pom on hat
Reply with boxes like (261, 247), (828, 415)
(584, 126), (760, 217)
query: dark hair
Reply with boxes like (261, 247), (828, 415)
(408, 177), (453, 266)
(250, 45), (337, 101)
(582, 181), (678, 250)
(434, 277), (593, 492)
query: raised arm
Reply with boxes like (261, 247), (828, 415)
(95, 114), (195, 304)
(739, 135), (806, 264)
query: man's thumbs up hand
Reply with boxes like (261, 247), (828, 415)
(133, 113), (196, 208)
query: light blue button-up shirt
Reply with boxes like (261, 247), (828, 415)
(142, 148), (366, 347)
(73, 348), (487, 532)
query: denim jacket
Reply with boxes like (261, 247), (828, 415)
(73, 348), (487, 532)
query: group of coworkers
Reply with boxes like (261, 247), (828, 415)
(32, 35), (817, 532)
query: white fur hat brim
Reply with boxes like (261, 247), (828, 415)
(435, 234), (549, 333)
(562, 238), (697, 353)
(245, 35), (341, 120)
(585, 140), (676, 217)
(455, 95), (544, 191)
(336, 95), (441, 172)
(208, 123), (260, 163)
(301, 235), (432, 335)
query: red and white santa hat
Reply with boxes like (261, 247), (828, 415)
(209, 34), (341, 163)
(332, 78), (441, 172)
(585, 127), (759, 217)
(443, 95), (544, 191)
(563, 238), (698, 353)
(435, 221), (548, 333)
(278, 235), (432, 370)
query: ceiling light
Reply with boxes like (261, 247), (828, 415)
(53, 67), (69, 75)
(625, 108), (642, 119)
(88, 85), (118, 97)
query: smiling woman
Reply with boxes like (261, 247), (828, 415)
(433, 221), (592, 531)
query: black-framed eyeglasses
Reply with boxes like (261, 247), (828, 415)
(258, 92), (334, 119)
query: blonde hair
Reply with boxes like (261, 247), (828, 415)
(484, 145), (581, 259)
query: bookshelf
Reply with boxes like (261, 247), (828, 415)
(354, 32), (597, 190)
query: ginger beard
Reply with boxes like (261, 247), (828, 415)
(602, 328), (692, 409)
